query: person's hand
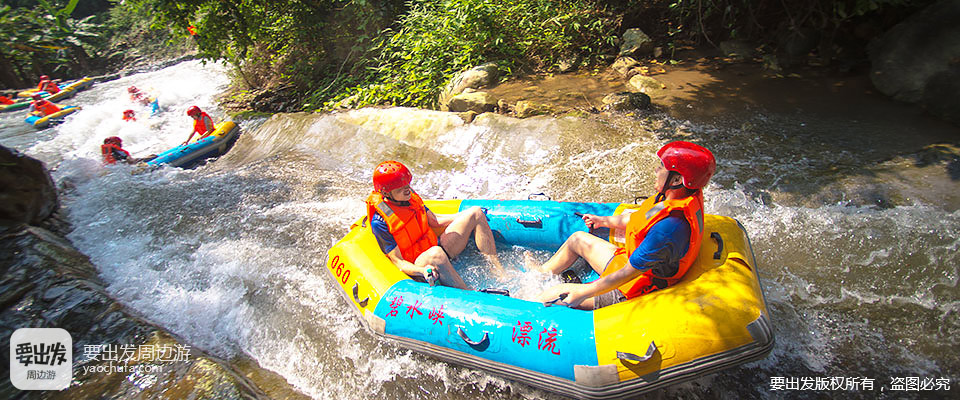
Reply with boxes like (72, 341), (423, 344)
(543, 283), (590, 309)
(181, 141), (189, 146)
(581, 214), (601, 229)
(422, 265), (438, 286)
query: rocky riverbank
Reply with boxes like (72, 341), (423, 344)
(0, 146), (307, 399)
(277, 0), (956, 127)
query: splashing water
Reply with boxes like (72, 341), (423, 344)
(2, 60), (958, 399)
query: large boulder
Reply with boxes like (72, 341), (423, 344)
(439, 63), (500, 110)
(869, 0), (960, 123)
(611, 56), (640, 76)
(0, 146), (58, 231)
(601, 92), (651, 112)
(514, 101), (554, 118)
(446, 91), (498, 113)
(628, 75), (667, 96)
(619, 28), (655, 57)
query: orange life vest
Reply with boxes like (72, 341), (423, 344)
(32, 100), (60, 116)
(101, 143), (130, 164)
(42, 81), (60, 94)
(193, 112), (214, 135)
(612, 191), (704, 298)
(365, 191), (438, 263)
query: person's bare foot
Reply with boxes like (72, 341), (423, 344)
(522, 251), (543, 272)
(484, 254), (508, 281)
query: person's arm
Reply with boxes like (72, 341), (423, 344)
(581, 212), (631, 230)
(426, 209), (453, 230)
(385, 247), (431, 279)
(183, 130), (196, 145)
(199, 115), (215, 137)
(556, 265), (646, 308)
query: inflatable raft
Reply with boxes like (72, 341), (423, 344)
(0, 94), (47, 113)
(24, 106), (79, 128)
(18, 77), (93, 102)
(146, 121), (240, 168)
(326, 199), (774, 399)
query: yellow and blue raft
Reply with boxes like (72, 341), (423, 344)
(326, 199), (774, 399)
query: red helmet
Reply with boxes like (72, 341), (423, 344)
(373, 161), (412, 193)
(123, 109), (135, 117)
(104, 136), (122, 145)
(187, 106), (201, 117)
(39, 75), (49, 81)
(127, 86), (139, 93)
(657, 141), (716, 189)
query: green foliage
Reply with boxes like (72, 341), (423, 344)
(329, 0), (618, 109)
(0, 0), (103, 87)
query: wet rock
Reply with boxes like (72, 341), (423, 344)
(514, 101), (554, 118)
(720, 40), (757, 60)
(0, 146), (58, 231)
(869, 0), (960, 124)
(446, 91), (498, 113)
(601, 92), (651, 112)
(251, 87), (300, 113)
(611, 56), (640, 76)
(557, 55), (579, 73)
(439, 62), (500, 111)
(458, 111), (478, 123)
(0, 227), (275, 399)
(628, 75), (667, 96)
(619, 28), (655, 57)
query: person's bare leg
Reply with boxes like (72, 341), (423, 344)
(535, 231), (619, 275)
(416, 246), (468, 290)
(440, 207), (506, 278)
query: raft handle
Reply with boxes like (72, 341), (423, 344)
(516, 218), (543, 228)
(528, 192), (552, 201)
(456, 326), (490, 351)
(711, 232), (723, 260)
(352, 282), (369, 308)
(617, 341), (657, 363)
(633, 196), (649, 204)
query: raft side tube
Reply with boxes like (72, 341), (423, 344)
(373, 280), (598, 381)
(146, 121), (240, 168)
(457, 200), (621, 250)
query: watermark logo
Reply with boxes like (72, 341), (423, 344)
(9, 328), (72, 390)
(80, 343), (190, 375)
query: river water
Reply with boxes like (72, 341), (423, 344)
(1, 60), (957, 399)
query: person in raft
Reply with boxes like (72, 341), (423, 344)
(127, 86), (153, 105)
(533, 141), (716, 309)
(28, 94), (61, 116)
(36, 75), (61, 94)
(182, 105), (214, 145)
(366, 161), (506, 290)
(100, 136), (156, 165)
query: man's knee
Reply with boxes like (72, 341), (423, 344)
(418, 246), (448, 265)
(465, 206), (486, 222)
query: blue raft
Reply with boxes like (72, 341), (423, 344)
(147, 121), (240, 168)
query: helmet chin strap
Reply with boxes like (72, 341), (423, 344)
(655, 172), (686, 202)
(383, 190), (411, 206)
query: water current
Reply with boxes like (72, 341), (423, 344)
(1, 60), (957, 399)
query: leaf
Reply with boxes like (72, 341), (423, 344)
(60, 0), (80, 18)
